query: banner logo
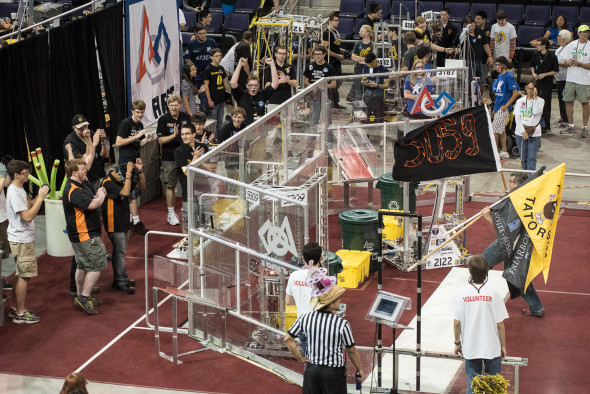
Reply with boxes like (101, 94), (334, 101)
(258, 217), (298, 257)
(136, 6), (171, 85)
(411, 87), (456, 116)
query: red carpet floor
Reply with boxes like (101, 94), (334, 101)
(1, 196), (589, 393)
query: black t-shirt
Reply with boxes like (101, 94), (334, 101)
(231, 85), (275, 125)
(467, 27), (487, 65)
(531, 51), (559, 87)
(217, 121), (246, 167)
(402, 46), (418, 69)
(264, 61), (295, 104)
(156, 112), (192, 161)
(304, 61), (337, 84)
(101, 172), (138, 233)
(361, 17), (376, 29)
(63, 131), (105, 182)
(174, 142), (209, 201)
(234, 41), (252, 89)
(323, 28), (341, 65)
(63, 179), (102, 243)
(203, 64), (227, 104)
(117, 117), (144, 165)
(353, 40), (373, 73)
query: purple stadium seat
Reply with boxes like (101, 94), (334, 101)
(183, 10), (196, 31)
(391, 1), (416, 19)
(209, 0), (223, 13)
(207, 12), (223, 34)
(0, 3), (19, 19)
(223, 12), (249, 32)
(182, 32), (193, 45)
(338, 17), (355, 40)
(516, 25), (545, 47)
(444, 2), (470, 24)
(235, 0), (260, 14)
(471, 3), (497, 23)
(418, 2), (443, 13)
(523, 5), (551, 26)
(501, 4), (524, 26)
(339, 0), (364, 19)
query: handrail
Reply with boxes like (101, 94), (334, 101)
(2, 1), (101, 40)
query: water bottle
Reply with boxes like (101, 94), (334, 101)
(355, 372), (362, 391)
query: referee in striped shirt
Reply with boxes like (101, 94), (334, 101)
(284, 285), (365, 393)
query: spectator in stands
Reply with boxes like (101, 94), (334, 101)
(362, 53), (390, 123)
(63, 158), (108, 316)
(513, 80), (544, 170)
(404, 59), (435, 119)
(5, 160), (49, 324)
(490, 10), (516, 65)
(561, 25), (590, 138)
(347, 24), (374, 102)
(174, 123), (210, 232)
(101, 160), (145, 294)
(221, 0), (237, 15)
(203, 48), (229, 138)
(231, 57), (278, 125)
(234, 31), (254, 90)
(156, 95), (192, 226)
(554, 30), (573, 129)
(401, 31), (418, 72)
(436, 8), (459, 68)
(199, 10), (212, 28)
(181, 61), (207, 116)
(530, 37), (558, 134)
(185, 23), (216, 84)
(304, 45), (338, 128)
(183, 0), (208, 13)
(449, 255), (508, 394)
(115, 99), (154, 235)
(543, 15), (572, 48)
(491, 57), (520, 159)
(322, 12), (347, 109)
(59, 372), (88, 394)
(191, 111), (215, 145)
(475, 11), (493, 85)
(361, 1), (382, 30)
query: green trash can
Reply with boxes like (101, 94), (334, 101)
(327, 251), (343, 277)
(338, 209), (379, 272)
(376, 173), (417, 212)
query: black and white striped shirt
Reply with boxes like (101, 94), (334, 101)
(288, 310), (355, 367)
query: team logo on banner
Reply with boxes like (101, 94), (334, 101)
(126, 0), (180, 124)
(258, 217), (298, 257)
(411, 86), (456, 116)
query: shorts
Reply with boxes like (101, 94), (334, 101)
(492, 109), (509, 134)
(160, 160), (178, 188)
(129, 188), (142, 200)
(563, 81), (590, 103)
(72, 236), (108, 272)
(9, 241), (38, 278)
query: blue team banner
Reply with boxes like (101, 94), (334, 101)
(125, 0), (180, 124)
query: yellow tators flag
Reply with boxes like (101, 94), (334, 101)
(509, 164), (565, 291)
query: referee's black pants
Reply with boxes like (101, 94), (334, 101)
(303, 364), (347, 394)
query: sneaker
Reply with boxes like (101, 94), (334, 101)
(112, 282), (136, 294)
(74, 296), (98, 315)
(133, 221), (149, 234)
(89, 296), (102, 306)
(13, 310), (40, 324)
(9, 308), (35, 319)
(521, 308), (545, 317)
(126, 279), (136, 287)
(499, 151), (510, 159)
(167, 212), (180, 226)
(560, 126), (575, 134)
(582, 128), (588, 138)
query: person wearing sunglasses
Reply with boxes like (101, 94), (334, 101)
(403, 59), (435, 119)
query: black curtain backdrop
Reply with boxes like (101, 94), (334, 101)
(49, 18), (105, 164)
(91, 1), (125, 143)
(15, 33), (52, 158)
(0, 42), (28, 161)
